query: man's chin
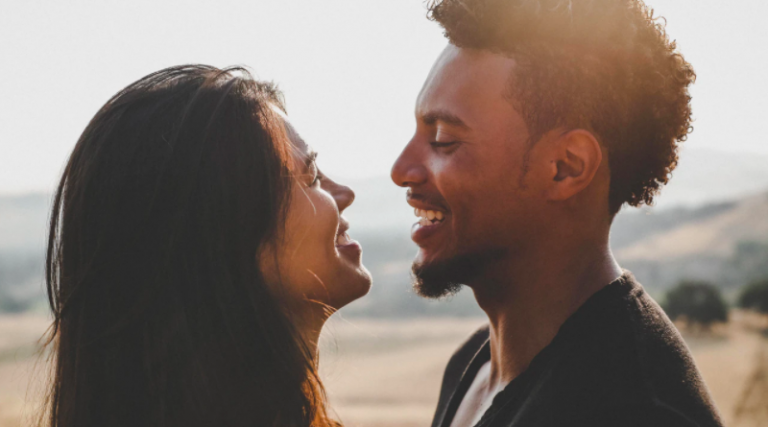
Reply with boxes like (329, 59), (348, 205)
(412, 250), (497, 299)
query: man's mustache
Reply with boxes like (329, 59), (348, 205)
(406, 189), (450, 212)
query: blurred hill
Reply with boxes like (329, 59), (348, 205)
(615, 195), (768, 260)
(615, 192), (768, 294)
(0, 193), (48, 312)
(2, 148), (768, 315)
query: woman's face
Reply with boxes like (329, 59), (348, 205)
(260, 111), (371, 313)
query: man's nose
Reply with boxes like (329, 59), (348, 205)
(391, 140), (428, 188)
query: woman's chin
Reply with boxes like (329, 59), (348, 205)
(336, 241), (371, 290)
(331, 267), (372, 310)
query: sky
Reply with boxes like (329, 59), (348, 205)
(1, 0), (767, 195)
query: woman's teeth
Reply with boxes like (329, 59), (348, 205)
(336, 232), (352, 246)
(414, 208), (445, 226)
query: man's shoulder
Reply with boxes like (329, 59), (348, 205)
(546, 272), (724, 427)
(568, 271), (700, 373)
(589, 274), (711, 398)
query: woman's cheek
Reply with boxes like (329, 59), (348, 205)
(313, 191), (339, 236)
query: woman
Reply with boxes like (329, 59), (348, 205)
(43, 65), (371, 427)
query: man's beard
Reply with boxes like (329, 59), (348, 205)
(412, 249), (501, 299)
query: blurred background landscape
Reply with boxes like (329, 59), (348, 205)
(2, 0), (768, 425)
(2, 147), (768, 426)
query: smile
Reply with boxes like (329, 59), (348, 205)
(411, 207), (448, 246)
(336, 230), (353, 246)
(336, 219), (363, 262)
(414, 208), (446, 226)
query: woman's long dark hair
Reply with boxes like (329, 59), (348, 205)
(43, 65), (337, 427)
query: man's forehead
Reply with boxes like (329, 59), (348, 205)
(416, 45), (517, 122)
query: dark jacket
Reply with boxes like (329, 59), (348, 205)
(431, 272), (724, 427)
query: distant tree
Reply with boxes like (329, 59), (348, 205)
(663, 280), (728, 328)
(738, 279), (768, 315)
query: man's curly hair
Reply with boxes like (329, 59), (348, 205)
(427, 0), (696, 214)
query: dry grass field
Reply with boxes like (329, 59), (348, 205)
(0, 313), (765, 427)
(0, 315), (50, 427)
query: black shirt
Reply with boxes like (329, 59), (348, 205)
(431, 272), (724, 427)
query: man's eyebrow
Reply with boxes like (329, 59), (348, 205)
(421, 110), (471, 130)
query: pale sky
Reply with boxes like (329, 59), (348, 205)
(1, 0), (766, 195)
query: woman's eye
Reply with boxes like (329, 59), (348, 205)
(308, 163), (321, 187)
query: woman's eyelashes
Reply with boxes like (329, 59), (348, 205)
(308, 162), (321, 187)
(302, 151), (321, 187)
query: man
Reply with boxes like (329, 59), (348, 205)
(391, 1), (722, 426)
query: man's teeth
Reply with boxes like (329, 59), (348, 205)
(413, 208), (446, 226)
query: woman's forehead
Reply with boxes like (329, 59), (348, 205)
(271, 103), (311, 156)
(285, 122), (309, 154)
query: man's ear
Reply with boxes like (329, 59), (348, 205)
(546, 129), (603, 201)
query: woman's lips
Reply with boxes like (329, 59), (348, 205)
(336, 239), (362, 263)
(336, 229), (362, 262)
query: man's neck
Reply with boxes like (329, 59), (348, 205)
(468, 234), (622, 388)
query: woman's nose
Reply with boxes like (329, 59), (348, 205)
(335, 184), (355, 212)
(323, 177), (355, 213)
